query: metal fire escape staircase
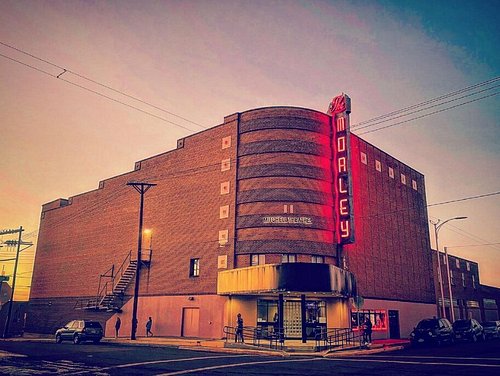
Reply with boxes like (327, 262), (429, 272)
(76, 249), (151, 312)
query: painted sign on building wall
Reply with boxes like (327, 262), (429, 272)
(328, 94), (355, 244)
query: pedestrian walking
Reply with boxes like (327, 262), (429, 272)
(114, 316), (121, 338)
(235, 313), (244, 343)
(146, 317), (153, 337)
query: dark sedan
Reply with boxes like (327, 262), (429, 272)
(410, 318), (454, 346)
(453, 319), (484, 342)
(481, 320), (500, 339)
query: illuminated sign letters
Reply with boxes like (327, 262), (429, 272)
(328, 94), (355, 245)
(262, 216), (313, 225)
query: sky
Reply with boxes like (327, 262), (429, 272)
(0, 0), (498, 300)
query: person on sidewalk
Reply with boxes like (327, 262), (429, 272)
(146, 317), (153, 337)
(235, 313), (244, 343)
(363, 317), (372, 345)
(114, 316), (121, 338)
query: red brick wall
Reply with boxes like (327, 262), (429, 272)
(345, 135), (435, 303)
(31, 118), (239, 300)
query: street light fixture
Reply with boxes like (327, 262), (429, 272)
(430, 216), (467, 320)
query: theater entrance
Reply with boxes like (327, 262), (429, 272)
(257, 295), (327, 340)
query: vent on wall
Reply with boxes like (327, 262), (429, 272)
(177, 138), (185, 149)
(135, 162), (141, 171)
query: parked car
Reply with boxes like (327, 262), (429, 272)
(481, 320), (500, 339)
(453, 319), (484, 342)
(410, 318), (454, 346)
(55, 320), (103, 344)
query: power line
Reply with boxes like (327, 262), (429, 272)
(357, 91), (500, 135)
(352, 76), (500, 128)
(0, 41), (206, 129)
(353, 84), (500, 131)
(447, 243), (500, 248)
(427, 191), (500, 207)
(0, 53), (200, 133)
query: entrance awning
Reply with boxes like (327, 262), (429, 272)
(217, 263), (357, 297)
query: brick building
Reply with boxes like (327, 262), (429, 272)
(27, 97), (436, 340)
(433, 251), (500, 322)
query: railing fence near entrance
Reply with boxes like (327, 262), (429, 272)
(314, 327), (363, 350)
(223, 326), (284, 350)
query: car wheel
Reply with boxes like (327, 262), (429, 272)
(55, 334), (62, 344)
(73, 335), (81, 344)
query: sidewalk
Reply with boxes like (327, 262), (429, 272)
(6, 333), (409, 357)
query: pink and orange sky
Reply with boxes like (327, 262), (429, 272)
(0, 1), (498, 300)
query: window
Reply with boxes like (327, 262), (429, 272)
(455, 259), (460, 268)
(466, 262), (470, 271)
(450, 270), (455, 285)
(360, 152), (367, 165)
(351, 310), (387, 331)
(251, 254), (266, 266)
(443, 254), (447, 264)
(218, 230), (228, 246)
(375, 160), (381, 172)
(282, 254), (296, 263)
(257, 300), (278, 323)
(462, 273), (466, 287)
(311, 255), (324, 263)
(219, 205), (229, 219)
(283, 204), (294, 214)
(189, 258), (200, 277)
(412, 180), (417, 190)
(220, 181), (230, 195)
(221, 158), (231, 171)
(388, 167), (394, 179)
(221, 136), (231, 149)
(401, 174), (406, 185)
(472, 274), (477, 289)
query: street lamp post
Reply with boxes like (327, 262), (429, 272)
(430, 216), (467, 320)
(127, 181), (156, 340)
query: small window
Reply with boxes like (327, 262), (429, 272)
(282, 254), (296, 263)
(360, 152), (367, 165)
(472, 274), (476, 289)
(375, 160), (381, 172)
(466, 262), (470, 271)
(450, 270), (455, 285)
(388, 167), (394, 179)
(221, 158), (231, 171)
(455, 259), (460, 269)
(220, 205), (229, 219)
(220, 181), (230, 195)
(462, 273), (466, 287)
(218, 230), (228, 246)
(443, 254), (447, 264)
(251, 254), (265, 266)
(222, 136), (231, 149)
(412, 180), (417, 190)
(401, 174), (406, 185)
(283, 204), (294, 213)
(189, 258), (200, 277)
(311, 255), (324, 263)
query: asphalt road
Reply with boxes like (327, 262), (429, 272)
(0, 338), (499, 375)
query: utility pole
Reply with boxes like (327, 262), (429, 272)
(0, 226), (32, 338)
(127, 181), (156, 340)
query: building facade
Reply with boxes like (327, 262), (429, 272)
(433, 251), (500, 322)
(27, 99), (436, 340)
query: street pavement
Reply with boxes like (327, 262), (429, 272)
(0, 335), (498, 375)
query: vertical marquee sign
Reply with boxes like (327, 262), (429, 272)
(328, 94), (355, 244)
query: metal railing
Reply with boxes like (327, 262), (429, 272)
(223, 326), (284, 350)
(315, 327), (363, 351)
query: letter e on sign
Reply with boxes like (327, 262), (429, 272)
(339, 199), (349, 216)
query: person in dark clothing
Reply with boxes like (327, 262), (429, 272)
(146, 317), (153, 337)
(235, 313), (244, 343)
(363, 318), (372, 344)
(115, 316), (121, 338)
